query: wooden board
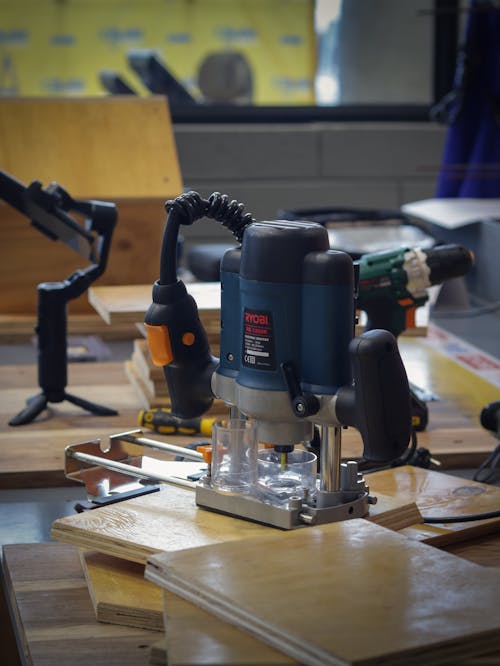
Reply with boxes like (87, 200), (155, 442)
(162, 587), (500, 666)
(367, 466), (500, 548)
(2, 542), (158, 666)
(50, 484), (420, 565)
(51, 484), (274, 564)
(149, 639), (167, 666)
(58, 500), (417, 637)
(146, 519), (500, 666)
(80, 551), (163, 632)
(0, 349), (497, 489)
(88, 283), (221, 326)
(0, 97), (182, 200)
(164, 590), (295, 666)
(0, 96), (183, 316)
(50, 466), (500, 565)
(0, 361), (218, 489)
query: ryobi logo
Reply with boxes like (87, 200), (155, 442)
(244, 312), (269, 325)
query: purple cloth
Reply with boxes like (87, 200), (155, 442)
(436, 1), (500, 198)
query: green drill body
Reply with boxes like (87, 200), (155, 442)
(357, 247), (429, 338)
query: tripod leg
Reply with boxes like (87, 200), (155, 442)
(9, 393), (49, 426)
(64, 392), (118, 416)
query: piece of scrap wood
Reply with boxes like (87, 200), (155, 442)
(80, 550), (163, 631)
(146, 519), (500, 666)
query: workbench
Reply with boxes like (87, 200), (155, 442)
(0, 331), (497, 490)
(1, 324), (499, 665)
(3, 509), (500, 665)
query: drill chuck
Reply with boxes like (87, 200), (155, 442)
(422, 245), (473, 286)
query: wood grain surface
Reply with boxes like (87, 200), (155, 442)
(0, 361), (217, 488)
(2, 542), (158, 666)
(146, 519), (500, 666)
(161, 580), (500, 666)
(163, 590), (295, 666)
(51, 485), (274, 564)
(89, 283), (221, 325)
(367, 466), (500, 548)
(50, 466), (500, 564)
(0, 96), (183, 316)
(0, 97), (182, 199)
(80, 551), (163, 631)
(66, 495), (418, 637)
(149, 639), (167, 666)
(1, 338), (498, 488)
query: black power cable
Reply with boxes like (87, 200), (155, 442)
(421, 509), (500, 524)
(160, 191), (254, 285)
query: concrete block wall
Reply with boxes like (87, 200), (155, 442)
(173, 122), (446, 249)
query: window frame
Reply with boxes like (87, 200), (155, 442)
(169, 0), (459, 124)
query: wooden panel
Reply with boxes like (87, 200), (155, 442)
(0, 314), (139, 343)
(88, 282), (221, 325)
(0, 97), (182, 199)
(398, 336), (499, 427)
(0, 198), (168, 315)
(149, 639), (167, 666)
(68, 502), (417, 636)
(51, 485), (274, 564)
(163, 504), (485, 662)
(80, 551), (163, 632)
(0, 96), (183, 315)
(368, 466), (500, 549)
(2, 542), (157, 666)
(0, 356), (496, 489)
(146, 520), (500, 666)
(0, 361), (217, 489)
(50, 466), (500, 565)
(164, 590), (295, 666)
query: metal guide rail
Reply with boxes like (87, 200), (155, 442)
(65, 430), (208, 507)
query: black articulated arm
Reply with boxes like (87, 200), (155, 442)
(0, 169), (118, 426)
(336, 329), (412, 462)
(144, 191), (254, 419)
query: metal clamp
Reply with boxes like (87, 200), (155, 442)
(65, 429), (207, 499)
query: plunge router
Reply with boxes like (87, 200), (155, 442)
(145, 192), (412, 529)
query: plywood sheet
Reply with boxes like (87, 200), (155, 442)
(51, 466), (500, 564)
(2, 542), (157, 666)
(164, 590), (295, 666)
(146, 520), (500, 666)
(0, 361), (216, 489)
(0, 97), (182, 199)
(88, 283), (221, 325)
(81, 551), (163, 631)
(368, 466), (500, 547)
(149, 638), (167, 666)
(52, 485), (274, 564)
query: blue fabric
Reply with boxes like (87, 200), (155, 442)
(436, 1), (500, 198)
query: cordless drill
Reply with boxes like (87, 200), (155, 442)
(356, 244), (473, 430)
(357, 244), (473, 338)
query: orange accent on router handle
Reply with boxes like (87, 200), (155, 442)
(144, 323), (173, 367)
(182, 331), (195, 346)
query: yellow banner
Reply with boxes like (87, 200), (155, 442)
(0, 0), (315, 104)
